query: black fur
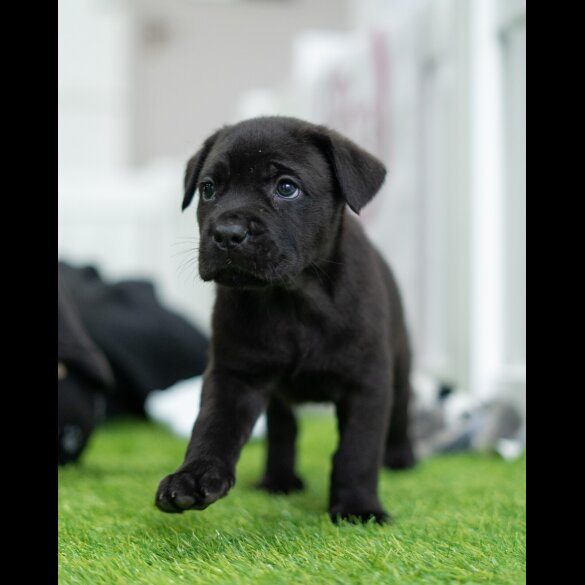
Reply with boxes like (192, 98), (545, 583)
(156, 116), (415, 524)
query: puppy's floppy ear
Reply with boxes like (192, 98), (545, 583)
(182, 131), (221, 211)
(313, 127), (387, 214)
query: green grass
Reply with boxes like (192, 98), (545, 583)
(59, 415), (525, 584)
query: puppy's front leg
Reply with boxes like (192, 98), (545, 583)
(329, 379), (392, 524)
(156, 370), (269, 513)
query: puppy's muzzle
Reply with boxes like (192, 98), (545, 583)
(213, 221), (249, 250)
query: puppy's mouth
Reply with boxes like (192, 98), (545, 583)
(200, 251), (296, 289)
(208, 267), (271, 288)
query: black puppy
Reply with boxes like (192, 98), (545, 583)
(156, 116), (415, 523)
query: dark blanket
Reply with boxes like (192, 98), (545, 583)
(59, 261), (208, 414)
(58, 271), (114, 463)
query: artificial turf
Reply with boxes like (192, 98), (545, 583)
(58, 415), (526, 584)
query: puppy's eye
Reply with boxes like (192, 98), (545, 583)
(199, 181), (216, 201)
(276, 179), (300, 199)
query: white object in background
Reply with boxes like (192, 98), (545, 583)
(145, 376), (266, 440)
(496, 438), (524, 462)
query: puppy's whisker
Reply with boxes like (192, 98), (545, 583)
(172, 247), (198, 258)
(319, 259), (343, 266)
(176, 254), (199, 280)
(311, 261), (333, 286)
(309, 263), (325, 288)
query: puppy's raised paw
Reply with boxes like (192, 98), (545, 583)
(256, 473), (305, 495)
(155, 459), (234, 513)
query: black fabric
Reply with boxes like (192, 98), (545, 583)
(58, 272), (112, 464)
(58, 369), (105, 464)
(58, 262), (208, 416)
(58, 273), (114, 389)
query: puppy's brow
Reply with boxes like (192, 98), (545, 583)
(206, 159), (230, 179)
(268, 161), (299, 177)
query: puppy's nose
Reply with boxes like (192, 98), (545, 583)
(213, 223), (249, 250)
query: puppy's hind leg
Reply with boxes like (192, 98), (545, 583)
(384, 347), (417, 471)
(256, 395), (305, 494)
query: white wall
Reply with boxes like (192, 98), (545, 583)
(128, 0), (350, 165)
(58, 0), (132, 170)
(469, 0), (526, 414)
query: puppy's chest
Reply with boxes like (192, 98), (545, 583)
(224, 290), (357, 382)
(273, 297), (343, 355)
(274, 305), (353, 386)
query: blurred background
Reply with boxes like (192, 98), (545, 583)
(58, 0), (525, 431)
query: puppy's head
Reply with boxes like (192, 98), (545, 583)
(182, 117), (386, 288)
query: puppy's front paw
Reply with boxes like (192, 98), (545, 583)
(155, 459), (234, 513)
(329, 507), (392, 525)
(256, 473), (305, 494)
